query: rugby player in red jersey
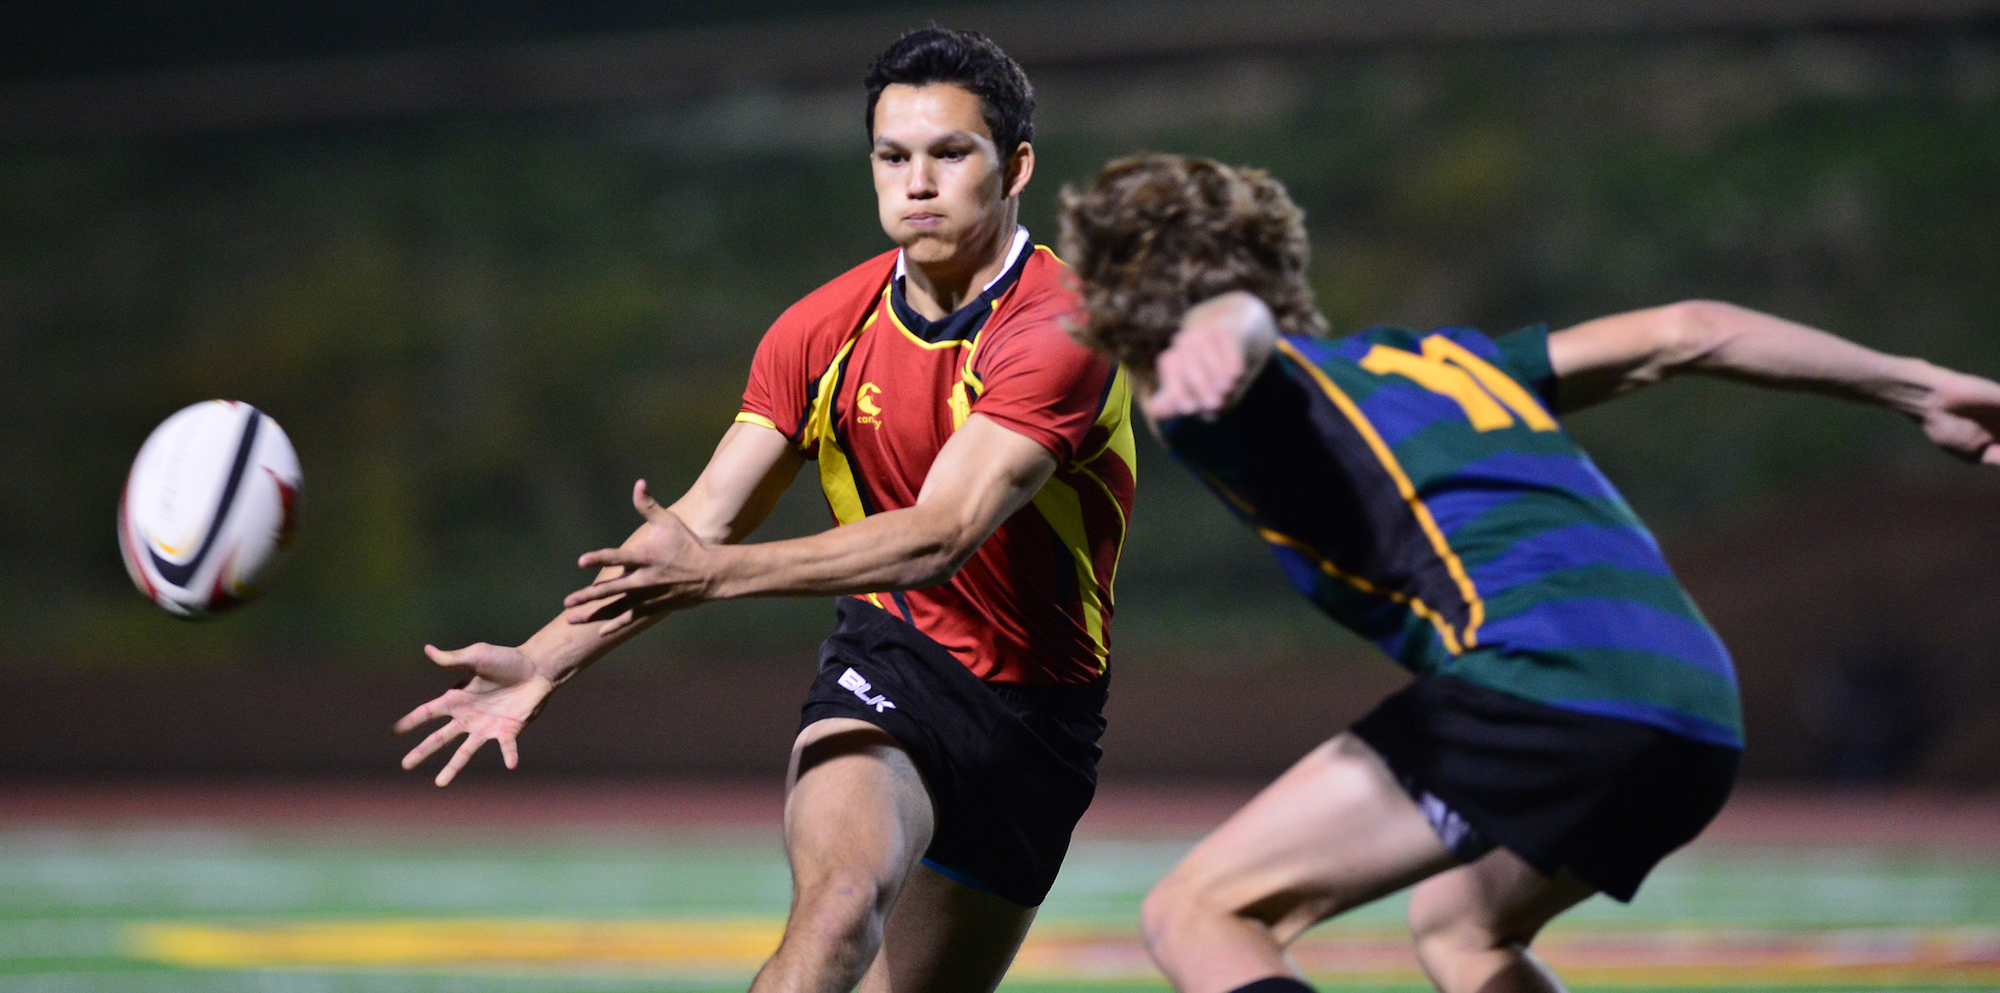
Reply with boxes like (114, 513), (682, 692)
(393, 28), (1135, 993)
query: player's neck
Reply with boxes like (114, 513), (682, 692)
(901, 214), (1019, 321)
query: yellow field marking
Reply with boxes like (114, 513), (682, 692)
(130, 918), (783, 970)
(129, 919), (2000, 986)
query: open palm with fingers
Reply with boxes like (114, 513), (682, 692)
(561, 479), (717, 636)
(393, 642), (555, 786)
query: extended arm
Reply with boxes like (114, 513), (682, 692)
(561, 413), (1059, 630)
(518, 420), (806, 668)
(1547, 300), (2000, 464)
(393, 421), (805, 785)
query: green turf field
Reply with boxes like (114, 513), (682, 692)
(3, 826), (1996, 992)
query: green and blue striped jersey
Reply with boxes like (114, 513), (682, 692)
(1159, 324), (1744, 749)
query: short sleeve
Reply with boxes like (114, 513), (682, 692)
(1491, 323), (1557, 408)
(739, 321), (812, 446)
(969, 325), (1114, 466)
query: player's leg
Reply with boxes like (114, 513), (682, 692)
(1140, 733), (1463, 993)
(752, 717), (936, 993)
(858, 861), (1037, 993)
(1406, 851), (1596, 993)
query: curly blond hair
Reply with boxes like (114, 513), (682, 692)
(1059, 154), (1326, 377)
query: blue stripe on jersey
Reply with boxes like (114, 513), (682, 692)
(1420, 486), (1523, 537)
(1478, 598), (1736, 683)
(1549, 698), (1744, 749)
(1323, 333), (1377, 363)
(1433, 325), (1510, 361)
(1421, 459), (1633, 540)
(1356, 383), (1491, 447)
(1466, 523), (1673, 589)
(1439, 451), (1625, 507)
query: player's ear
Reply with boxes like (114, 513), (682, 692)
(1003, 142), (1034, 199)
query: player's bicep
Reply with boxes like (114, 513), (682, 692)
(914, 414), (1058, 553)
(671, 420), (806, 544)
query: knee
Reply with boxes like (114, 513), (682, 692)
(1139, 869), (1219, 957)
(1408, 902), (1511, 979)
(1137, 875), (1182, 953)
(793, 866), (900, 935)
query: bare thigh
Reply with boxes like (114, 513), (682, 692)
(859, 862), (1038, 993)
(780, 717), (1038, 993)
(752, 718), (935, 993)
(1161, 733), (1460, 939)
(782, 717), (936, 891)
(1143, 733), (1463, 993)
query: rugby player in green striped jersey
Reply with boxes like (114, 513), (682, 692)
(1059, 154), (2000, 993)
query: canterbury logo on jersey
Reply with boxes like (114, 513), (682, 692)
(856, 382), (883, 427)
(838, 667), (897, 712)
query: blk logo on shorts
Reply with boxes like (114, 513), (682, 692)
(838, 667), (897, 713)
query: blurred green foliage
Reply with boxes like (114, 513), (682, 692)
(5, 30), (1999, 671)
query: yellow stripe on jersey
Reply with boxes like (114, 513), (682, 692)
(733, 411), (779, 432)
(1275, 338), (1485, 648)
(806, 321), (871, 526)
(1023, 364), (1135, 672)
(1030, 477), (1110, 670)
(1069, 365), (1136, 591)
(1257, 526), (1465, 656)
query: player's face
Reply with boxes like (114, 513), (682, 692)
(871, 83), (1031, 268)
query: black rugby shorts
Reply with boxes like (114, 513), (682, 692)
(1351, 674), (1739, 902)
(799, 598), (1108, 907)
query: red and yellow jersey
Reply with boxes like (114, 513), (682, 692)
(738, 230), (1135, 685)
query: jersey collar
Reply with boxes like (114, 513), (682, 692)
(890, 227), (1031, 344)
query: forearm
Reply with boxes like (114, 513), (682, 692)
(564, 416), (1058, 615)
(1673, 301), (1943, 414)
(521, 524), (669, 682)
(1551, 300), (1947, 414)
(701, 504), (971, 599)
(689, 417), (1057, 600)
(520, 605), (657, 683)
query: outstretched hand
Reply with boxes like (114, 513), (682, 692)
(1919, 367), (2000, 465)
(561, 480), (716, 636)
(393, 642), (554, 787)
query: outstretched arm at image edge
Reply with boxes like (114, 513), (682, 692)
(562, 413), (1059, 628)
(393, 420), (805, 785)
(1547, 300), (2000, 464)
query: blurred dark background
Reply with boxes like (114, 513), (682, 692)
(4, 0), (1999, 785)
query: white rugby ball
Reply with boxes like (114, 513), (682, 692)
(118, 400), (302, 618)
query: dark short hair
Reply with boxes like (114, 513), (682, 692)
(865, 27), (1035, 156)
(1059, 154), (1327, 377)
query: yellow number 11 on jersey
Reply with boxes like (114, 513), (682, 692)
(1359, 335), (1559, 432)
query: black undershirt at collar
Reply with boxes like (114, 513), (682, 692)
(890, 240), (1032, 344)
